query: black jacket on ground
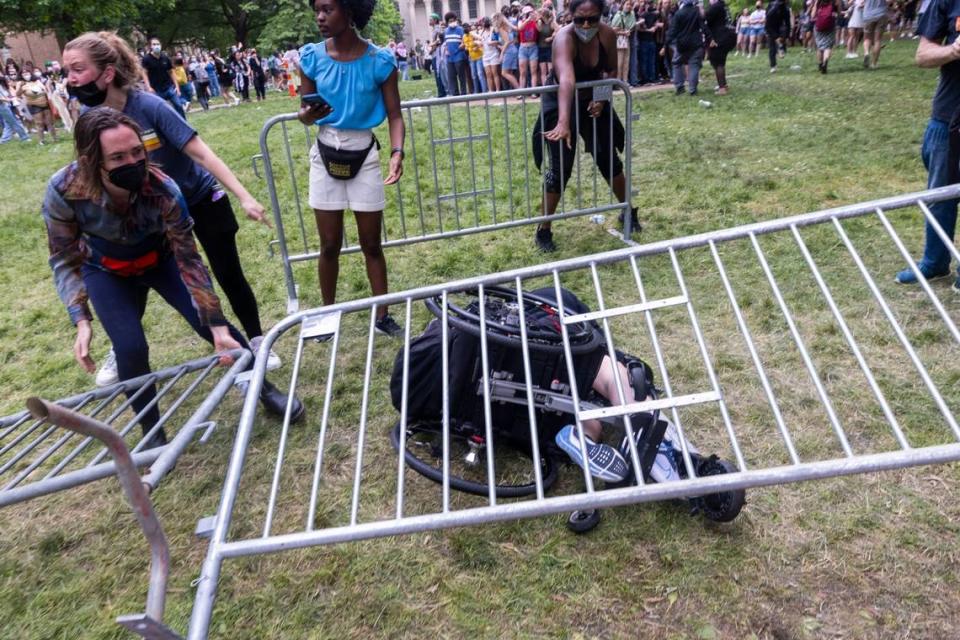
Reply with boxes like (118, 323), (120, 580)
(666, 2), (705, 53)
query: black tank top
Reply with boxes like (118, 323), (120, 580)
(542, 34), (614, 112)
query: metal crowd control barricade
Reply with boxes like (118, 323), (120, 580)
(0, 350), (250, 508)
(180, 185), (960, 639)
(254, 79), (635, 313)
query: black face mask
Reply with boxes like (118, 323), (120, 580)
(67, 74), (108, 107)
(106, 160), (148, 192)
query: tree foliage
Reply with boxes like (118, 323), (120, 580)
(0, 0), (402, 53)
(256, 0), (320, 53)
(0, 0), (174, 47)
(362, 0), (403, 45)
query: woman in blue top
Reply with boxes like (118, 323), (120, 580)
(298, 0), (405, 337)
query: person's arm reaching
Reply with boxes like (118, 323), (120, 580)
(182, 136), (270, 226)
(545, 30), (576, 148)
(42, 180), (95, 372)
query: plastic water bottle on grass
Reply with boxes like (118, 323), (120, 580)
(698, 100), (712, 108)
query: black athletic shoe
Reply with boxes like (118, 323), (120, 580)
(618, 207), (643, 235)
(140, 426), (168, 450)
(260, 380), (305, 423)
(535, 226), (557, 252)
(375, 314), (403, 337)
(674, 86), (685, 96)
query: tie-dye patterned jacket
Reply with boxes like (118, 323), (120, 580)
(42, 162), (226, 328)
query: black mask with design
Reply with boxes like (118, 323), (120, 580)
(67, 73), (108, 107)
(107, 160), (148, 192)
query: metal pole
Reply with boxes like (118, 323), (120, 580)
(26, 398), (171, 627)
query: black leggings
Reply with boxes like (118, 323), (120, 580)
(254, 75), (266, 100)
(190, 190), (264, 339)
(542, 103), (624, 194)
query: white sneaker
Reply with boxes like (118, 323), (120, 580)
(249, 336), (282, 371)
(95, 349), (119, 387)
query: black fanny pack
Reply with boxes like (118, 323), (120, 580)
(316, 134), (379, 180)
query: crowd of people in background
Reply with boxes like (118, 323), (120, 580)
(408, 0), (918, 100)
(0, 0), (928, 145)
(1, 36), (306, 145)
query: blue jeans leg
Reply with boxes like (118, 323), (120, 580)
(920, 118), (958, 273)
(209, 74), (221, 97)
(0, 105), (28, 142)
(686, 48), (704, 93)
(472, 59), (487, 92)
(629, 37), (639, 85)
(672, 50), (686, 89)
(641, 41), (657, 84)
(158, 85), (186, 119)
(83, 256), (247, 428)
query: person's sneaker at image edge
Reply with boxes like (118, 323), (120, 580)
(249, 335), (283, 370)
(375, 314), (404, 337)
(535, 226), (557, 252)
(952, 277), (960, 294)
(894, 263), (951, 285)
(555, 424), (629, 483)
(95, 349), (119, 387)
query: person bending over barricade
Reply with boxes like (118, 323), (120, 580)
(42, 109), (304, 448)
(298, 0), (406, 337)
(62, 32), (282, 385)
(533, 0), (640, 253)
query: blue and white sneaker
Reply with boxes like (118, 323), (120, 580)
(648, 440), (681, 483)
(555, 425), (629, 483)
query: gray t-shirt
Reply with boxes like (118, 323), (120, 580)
(863, 0), (888, 21)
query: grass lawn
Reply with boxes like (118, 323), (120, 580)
(2, 41), (960, 639)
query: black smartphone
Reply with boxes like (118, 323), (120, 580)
(301, 93), (332, 110)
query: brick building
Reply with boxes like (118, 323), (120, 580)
(2, 30), (62, 69)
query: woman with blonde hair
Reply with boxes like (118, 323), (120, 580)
(61, 31), (283, 383)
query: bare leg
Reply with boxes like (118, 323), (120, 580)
(354, 210), (389, 319)
(313, 209), (345, 305)
(581, 355), (640, 440)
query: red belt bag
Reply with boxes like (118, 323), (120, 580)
(100, 250), (160, 277)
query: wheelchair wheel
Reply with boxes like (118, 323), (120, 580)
(567, 508), (602, 534)
(690, 456), (746, 523)
(390, 420), (558, 498)
(424, 286), (602, 355)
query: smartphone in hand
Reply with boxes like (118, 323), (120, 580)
(301, 93), (332, 110)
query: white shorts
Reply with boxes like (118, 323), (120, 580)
(308, 126), (386, 212)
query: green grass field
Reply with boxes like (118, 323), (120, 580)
(2, 41), (960, 639)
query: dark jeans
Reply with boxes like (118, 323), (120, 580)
(918, 119), (959, 273)
(767, 32), (779, 68)
(190, 190), (263, 339)
(639, 40), (658, 84)
(434, 59), (447, 97)
(195, 82), (210, 111)
(156, 84), (186, 119)
(446, 59), (469, 96)
(629, 36), (639, 85)
(672, 47), (704, 93)
(82, 254), (247, 431)
(253, 75), (266, 100)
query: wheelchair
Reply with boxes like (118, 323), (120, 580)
(389, 286), (745, 532)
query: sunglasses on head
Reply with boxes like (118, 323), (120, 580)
(572, 15), (600, 24)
